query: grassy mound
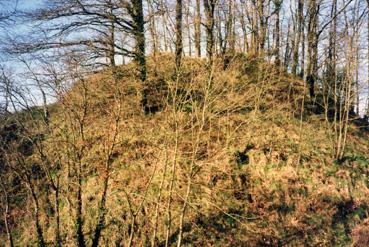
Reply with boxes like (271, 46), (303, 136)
(1, 54), (369, 246)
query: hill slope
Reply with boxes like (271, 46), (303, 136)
(1, 54), (369, 246)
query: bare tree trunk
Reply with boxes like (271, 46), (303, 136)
(161, 0), (169, 52)
(341, 64), (353, 159)
(227, 0), (236, 55)
(216, 7), (224, 57)
(194, 0), (201, 57)
(239, 1), (249, 53)
(185, 0), (192, 56)
(328, 0), (337, 84)
(351, 1), (360, 116)
(292, 0), (304, 75)
(204, 0), (216, 66)
(258, 0), (266, 54)
(284, 22), (291, 67)
(252, 2), (259, 54)
(175, 0), (183, 69)
(306, 0), (319, 98)
(274, 1), (282, 66)
(132, 0), (146, 82)
(132, 0), (149, 115)
(336, 13), (354, 159)
(222, 0), (236, 69)
(76, 158), (86, 247)
(148, 0), (159, 57)
(324, 0), (337, 123)
(54, 177), (62, 247)
(300, 22), (306, 78)
(355, 34), (360, 115)
(108, 2), (116, 67)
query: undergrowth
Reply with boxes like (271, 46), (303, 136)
(1, 54), (369, 246)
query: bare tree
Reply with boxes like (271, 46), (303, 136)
(273, 0), (282, 65)
(204, 0), (216, 66)
(291, 0), (304, 75)
(306, 0), (319, 98)
(129, 0), (147, 81)
(195, 0), (201, 57)
(175, 0), (183, 69)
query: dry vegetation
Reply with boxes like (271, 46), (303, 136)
(1, 0), (369, 245)
(1, 54), (368, 246)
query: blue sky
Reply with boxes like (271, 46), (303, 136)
(18, 0), (43, 10)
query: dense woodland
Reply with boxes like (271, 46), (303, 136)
(0, 0), (369, 246)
